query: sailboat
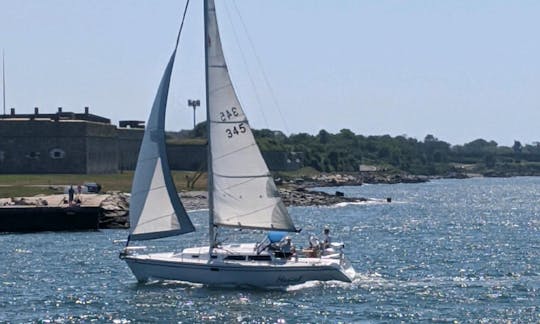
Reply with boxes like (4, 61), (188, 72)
(120, 0), (355, 287)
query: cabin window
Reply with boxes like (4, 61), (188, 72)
(224, 255), (246, 261)
(191, 255), (199, 258)
(248, 255), (271, 261)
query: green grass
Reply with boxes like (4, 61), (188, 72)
(0, 171), (208, 198)
(0, 186), (59, 199)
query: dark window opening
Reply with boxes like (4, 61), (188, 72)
(49, 148), (66, 159)
(26, 151), (41, 159)
(248, 255), (271, 261)
(224, 255), (246, 261)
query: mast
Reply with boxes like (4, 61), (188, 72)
(204, 0), (216, 251)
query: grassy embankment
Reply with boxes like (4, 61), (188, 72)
(0, 167), (324, 198)
(0, 171), (208, 198)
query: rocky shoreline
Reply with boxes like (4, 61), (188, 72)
(279, 186), (368, 207)
(98, 192), (130, 229)
(1, 171), (530, 231)
(297, 172), (429, 187)
(1, 172), (433, 230)
(97, 185), (373, 229)
(3, 170), (478, 230)
(0, 183), (374, 230)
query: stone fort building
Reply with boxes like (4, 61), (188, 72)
(0, 108), (301, 174)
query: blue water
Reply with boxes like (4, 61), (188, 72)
(1, 177), (539, 322)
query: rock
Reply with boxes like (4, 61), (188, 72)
(278, 185), (363, 207)
(11, 197), (49, 206)
(99, 192), (130, 229)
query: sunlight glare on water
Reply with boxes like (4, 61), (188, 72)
(0, 177), (539, 322)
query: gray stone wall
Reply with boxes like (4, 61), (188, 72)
(116, 129), (208, 172)
(167, 144), (206, 171)
(117, 128), (143, 171)
(86, 123), (119, 173)
(0, 119), (301, 174)
(0, 120), (88, 173)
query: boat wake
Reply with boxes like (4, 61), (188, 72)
(285, 271), (386, 291)
(137, 279), (204, 289)
(135, 271), (388, 292)
(331, 199), (396, 208)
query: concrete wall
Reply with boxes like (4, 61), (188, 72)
(167, 144), (206, 171)
(0, 120), (88, 173)
(0, 120), (119, 174)
(117, 132), (208, 172)
(0, 119), (302, 174)
(117, 128), (144, 171)
(86, 123), (119, 174)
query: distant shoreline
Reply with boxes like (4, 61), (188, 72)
(292, 170), (540, 189)
(2, 173), (539, 231)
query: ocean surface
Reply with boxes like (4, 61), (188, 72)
(1, 177), (539, 322)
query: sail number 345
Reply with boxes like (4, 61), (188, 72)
(225, 123), (246, 138)
(220, 107), (247, 139)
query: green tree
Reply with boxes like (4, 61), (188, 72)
(513, 140), (522, 153)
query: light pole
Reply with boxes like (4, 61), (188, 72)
(2, 50), (5, 116)
(188, 99), (200, 129)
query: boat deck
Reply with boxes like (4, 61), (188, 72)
(124, 242), (356, 285)
(129, 243), (346, 269)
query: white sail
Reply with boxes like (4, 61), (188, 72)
(129, 51), (195, 241)
(205, 0), (296, 232)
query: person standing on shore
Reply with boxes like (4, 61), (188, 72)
(68, 185), (74, 205)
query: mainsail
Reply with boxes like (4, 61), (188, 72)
(129, 50), (195, 241)
(205, 0), (296, 232)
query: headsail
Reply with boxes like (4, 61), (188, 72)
(129, 50), (195, 241)
(205, 0), (297, 232)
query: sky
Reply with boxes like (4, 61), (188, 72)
(1, 0), (539, 146)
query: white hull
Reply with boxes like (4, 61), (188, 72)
(123, 244), (355, 288)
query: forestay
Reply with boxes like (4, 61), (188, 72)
(129, 51), (195, 241)
(206, 0), (296, 232)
